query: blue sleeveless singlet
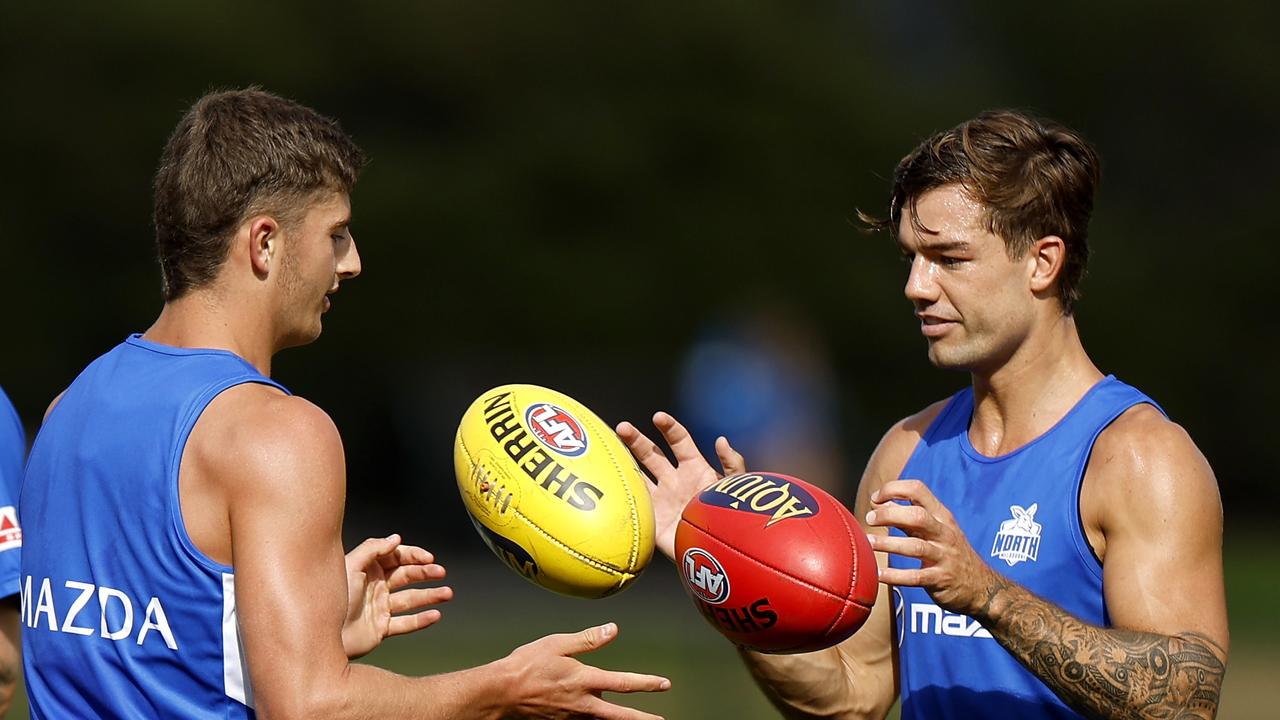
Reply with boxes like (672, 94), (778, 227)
(20, 334), (289, 719)
(890, 375), (1160, 719)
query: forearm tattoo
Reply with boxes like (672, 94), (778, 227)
(977, 577), (1225, 719)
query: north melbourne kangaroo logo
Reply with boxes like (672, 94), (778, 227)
(991, 503), (1041, 566)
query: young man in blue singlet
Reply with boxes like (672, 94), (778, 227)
(21, 89), (670, 719)
(619, 110), (1227, 718)
(0, 386), (24, 714)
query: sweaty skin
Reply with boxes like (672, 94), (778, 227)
(139, 192), (672, 720)
(619, 184), (1227, 719)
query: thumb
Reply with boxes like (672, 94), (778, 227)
(347, 534), (401, 566)
(716, 436), (746, 476)
(552, 622), (619, 657)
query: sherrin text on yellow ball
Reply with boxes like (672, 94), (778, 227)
(453, 384), (655, 598)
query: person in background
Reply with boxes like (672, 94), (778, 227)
(0, 387), (25, 714)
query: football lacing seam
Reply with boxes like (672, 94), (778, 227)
(456, 433), (512, 516)
(590, 406), (641, 573)
(818, 504), (861, 638)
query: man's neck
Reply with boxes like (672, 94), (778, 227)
(967, 313), (1103, 457)
(143, 291), (276, 377)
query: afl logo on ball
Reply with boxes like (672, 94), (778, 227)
(525, 403), (588, 457)
(682, 548), (730, 604)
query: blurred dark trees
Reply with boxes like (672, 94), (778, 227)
(1, 1), (1275, 548)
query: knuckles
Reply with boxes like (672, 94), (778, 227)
(902, 479), (928, 496)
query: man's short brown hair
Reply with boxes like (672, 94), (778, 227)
(153, 88), (365, 300)
(866, 110), (1100, 313)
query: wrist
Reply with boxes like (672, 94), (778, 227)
(480, 655), (523, 717)
(969, 566), (1017, 625)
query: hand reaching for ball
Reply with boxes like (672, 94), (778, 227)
(616, 411), (746, 560)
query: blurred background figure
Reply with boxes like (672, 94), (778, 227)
(677, 306), (850, 499)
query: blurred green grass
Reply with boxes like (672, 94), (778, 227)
(6, 527), (1276, 718)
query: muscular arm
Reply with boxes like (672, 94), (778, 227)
(736, 403), (946, 720)
(209, 388), (507, 718)
(191, 386), (667, 720)
(872, 405), (1228, 720)
(978, 580), (1224, 719)
(976, 407), (1227, 719)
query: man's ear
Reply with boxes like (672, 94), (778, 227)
(1028, 235), (1066, 297)
(246, 215), (280, 278)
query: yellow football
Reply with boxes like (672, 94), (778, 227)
(453, 384), (655, 598)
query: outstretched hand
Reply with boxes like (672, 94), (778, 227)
(342, 534), (452, 659)
(499, 622), (671, 720)
(616, 412), (746, 560)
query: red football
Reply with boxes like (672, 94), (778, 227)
(675, 471), (877, 653)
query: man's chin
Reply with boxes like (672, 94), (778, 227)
(279, 322), (323, 351)
(926, 342), (976, 371)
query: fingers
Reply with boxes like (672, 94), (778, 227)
(578, 695), (666, 720)
(875, 565), (926, 588)
(865, 500), (941, 537)
(652, 412), (704, 465)
(388, 608), (445, 636)
(542, 622), (620, 657)
(865, 479), (956, 538)
(346, 534), (401, 567)
(388, 585), (454, 615)
(866, 532), (937, 562)
(377, 543), (435, 570)
(872, 479), (949, 518)
(616, 422), (675, 482)
(386, 561), (447, 588)
(715, 435), (746, 476)
(587, 668), (672, 694)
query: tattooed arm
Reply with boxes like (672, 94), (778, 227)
(979, 575), (1225, 719)
(869, 405), (1228, 719)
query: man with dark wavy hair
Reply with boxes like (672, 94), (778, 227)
(21, 88), (670, 720)
(620, 110), (1227, 719)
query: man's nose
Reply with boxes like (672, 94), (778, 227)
(904, 255), (939, 306)
(338, 233), (361, 280)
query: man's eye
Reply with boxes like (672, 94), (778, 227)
(941, 256), (965, 267)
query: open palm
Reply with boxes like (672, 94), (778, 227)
(342, 534), (453, 659)
(616, 412), (746, 560)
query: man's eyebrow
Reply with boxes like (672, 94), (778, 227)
(903, 238), (971, 253)
(330, 216), (352, 231)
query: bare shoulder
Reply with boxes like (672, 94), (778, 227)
(1084, 403), (1221, 556)
(856, 398), (950, 511)
(866, 398), (950, 481)
(1089, 403), (1219, 516)
(189, 383), (345, 497)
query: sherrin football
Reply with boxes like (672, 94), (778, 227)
(676, 472), (877, 653)
(454, 384), (655, 598)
